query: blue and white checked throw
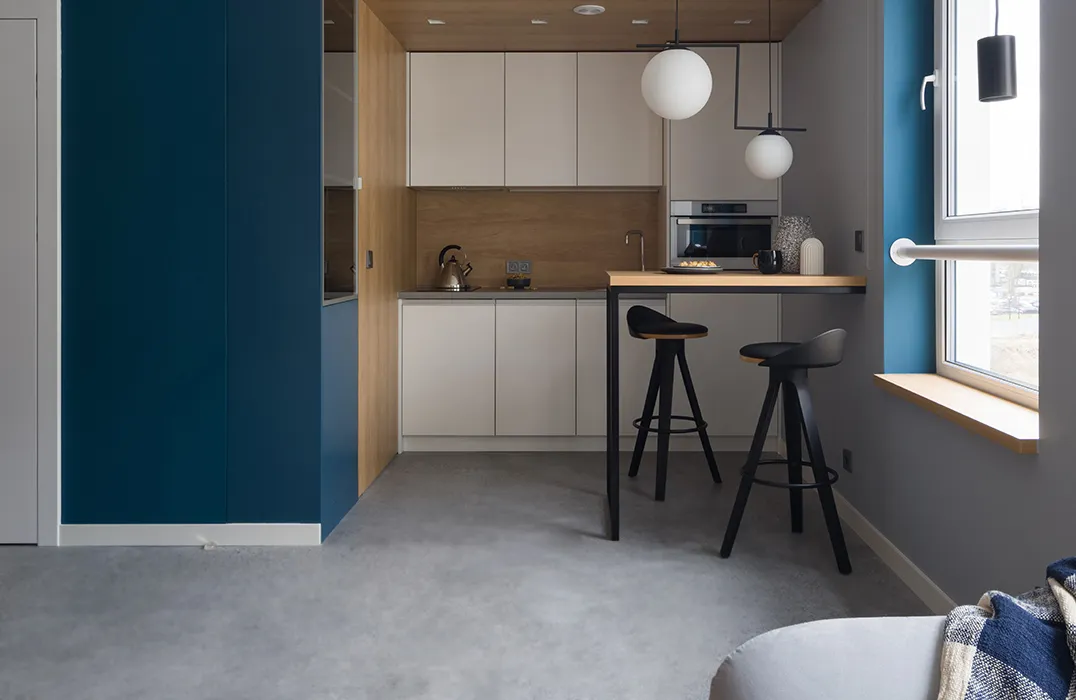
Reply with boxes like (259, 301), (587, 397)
(939, 558), (1076, 700)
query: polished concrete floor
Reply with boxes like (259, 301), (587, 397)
(0, 452), (926, 700)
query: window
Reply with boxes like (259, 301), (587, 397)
(935, 0), (1039, 408)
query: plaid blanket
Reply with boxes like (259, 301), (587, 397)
(939, 558), (1076, 700)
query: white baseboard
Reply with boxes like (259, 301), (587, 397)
(402, 435), (782, 453)
(834, 492), (956, 614)
(58, 523), (322, 547)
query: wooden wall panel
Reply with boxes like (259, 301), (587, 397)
(415, 191), (661, 289)
(357, 1), (415, 494)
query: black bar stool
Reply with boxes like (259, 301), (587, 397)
(626, 306), (721, 501)
(719, 329), (852, 575)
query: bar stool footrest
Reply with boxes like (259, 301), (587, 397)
(632, 415), (707, 435)
(745, 458), (839, 489)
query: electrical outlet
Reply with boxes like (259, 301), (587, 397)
(506, 261), (520, 274)
(854, 230), (865, 253)
(842, 449), (854, 473)
(518, 260), (532, 274)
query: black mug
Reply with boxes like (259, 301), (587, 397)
(752, 250), (783, 275)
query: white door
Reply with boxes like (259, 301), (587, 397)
(669, 44), (781, 201)
(575, 299), (669, 436)
(577, 52), (663, 187)
(504, 53), (578, 187)
(0, 19), (39, 543)
(400, 302), (497, 436)
(408, 53), (506, 187)
(495, 301), (577, 436)
(667, 294), (780, 437)
(575, 301), (607, 436)
(619, 299), (667, 434)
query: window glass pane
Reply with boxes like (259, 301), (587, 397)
(952, 261), (1039, 389)
(950, 0), (1040, 217)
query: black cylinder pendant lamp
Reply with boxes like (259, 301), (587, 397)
(978, 0), (1017, 102)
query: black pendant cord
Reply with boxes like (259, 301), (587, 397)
(767, 0), (774, 128)
(674, 0), (680, 44)
(637, 0), (806, 132)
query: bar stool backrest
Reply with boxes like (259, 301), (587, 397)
(626, 305), (672, 339)
(762, 329), (847, 369)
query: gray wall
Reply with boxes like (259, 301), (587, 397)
(781, 0), (1072, 604)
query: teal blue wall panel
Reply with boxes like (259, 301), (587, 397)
(883, 0), (937, 373)
(225, 0), (324, 523)
(61, 1), (229, 524)
(320, 300), (359, 539)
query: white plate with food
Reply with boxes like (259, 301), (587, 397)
(661, 261), (725, 275)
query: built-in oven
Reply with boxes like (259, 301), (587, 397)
(670, 200), (779, 270)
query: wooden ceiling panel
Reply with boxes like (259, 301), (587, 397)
(360, 0), (821, 52)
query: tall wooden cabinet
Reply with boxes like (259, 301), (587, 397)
(504, 53), (578, 187)
(577, 52), (663, 187)
(669, 44), (781, 201)
(408, 53), (506, 187)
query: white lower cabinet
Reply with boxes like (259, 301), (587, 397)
(495, 301), (577, 436)
(401, 301), (496, 436)
(617, 300), (668, 434)
(575, 301), (607, 436)
(402, 297), (670, 440)
(575, 298), (668, 436)
(667, 294), (780, 437)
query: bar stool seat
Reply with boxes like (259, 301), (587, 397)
(627, 306), (708, 339)
(626, 306), (721, 502)
(740, 342), (798, 360)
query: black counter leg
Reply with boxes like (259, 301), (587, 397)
(606, 287), (621, 541)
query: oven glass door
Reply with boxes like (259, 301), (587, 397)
(673, 217), (774, 268)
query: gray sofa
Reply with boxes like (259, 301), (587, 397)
(710, 616), (946, 700)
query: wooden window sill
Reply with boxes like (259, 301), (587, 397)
(874, 374), (1039, 455)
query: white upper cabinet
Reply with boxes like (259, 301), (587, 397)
(577, 52), (664, 187)
(409, 53), (506, 187)
(505, 53), (578, 187)
(323, 53), (357, 188)
(669, 44), (781, 201)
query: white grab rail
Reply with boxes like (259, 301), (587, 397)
(889, 238), (1039, 267)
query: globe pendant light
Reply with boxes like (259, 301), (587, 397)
(640, 0), (713, 120)
(746, 129), (794, 180)
(978, 0), (1017, 102)
(635, 0), (805, 161)
(642, 49), (713, 120)
(745, 0), (793, 180)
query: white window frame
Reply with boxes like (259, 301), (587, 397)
(933, 0), (1039, 410)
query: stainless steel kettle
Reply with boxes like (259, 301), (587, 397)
(436, 244), (473, 290)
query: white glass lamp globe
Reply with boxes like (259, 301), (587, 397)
(745, 130), (794, 180)
(641, 48), (713, 121)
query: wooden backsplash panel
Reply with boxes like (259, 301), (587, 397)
(415, 191), (661, 288)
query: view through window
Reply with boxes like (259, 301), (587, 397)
(940, 0), (1039, 400)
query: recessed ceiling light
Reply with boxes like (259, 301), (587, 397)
(573, 4), (606, 16)
(323, 19), (335, 25)
(734, 19), (753, 25)
(531, 18), (549, 25)
(426, 18), (446, 25)
(631, 19), (649, 25)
